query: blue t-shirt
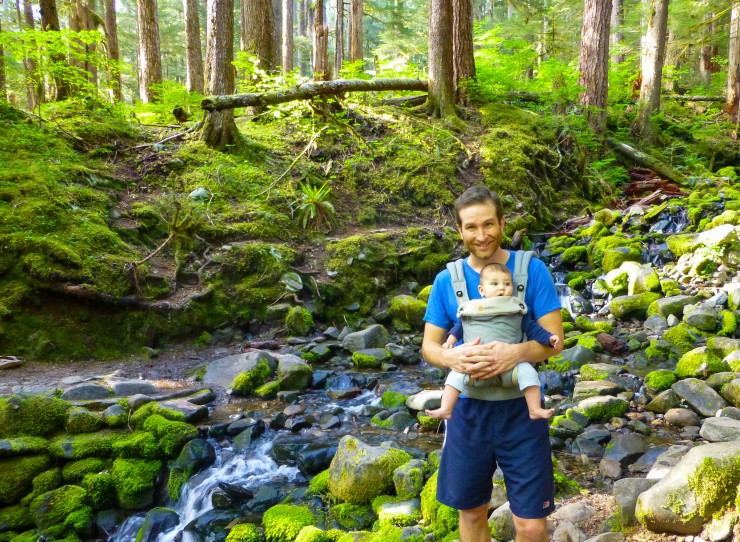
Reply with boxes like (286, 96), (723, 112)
(424, 251), (562, 335)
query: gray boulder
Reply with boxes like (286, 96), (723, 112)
(405, 390), (443, 412)
(160, 399), (209, 424)
(488, 501), (515, 542)
(645, 389), (681, 413)
(699, 417), (740, 442)
(720, 378), (740, 407)
(277, 355), (313, 390)
(60, 383), (111, 400)
(342, 325), (391, 353)
(576, 395), (629, 422)
(672, 378), (729, 417)
(636, 441), (740, 534)
(664, 408), (700, 427)
(646, 445), (694, 480)
(683, 304), (718, 332)
(612, 478), (657, 527)
(201, 351), (277, 389)
(108, 379), (158, 396)
(573, 380), (624, 402)
(602, 434), (647, 467)
(649, 295), (701, 319)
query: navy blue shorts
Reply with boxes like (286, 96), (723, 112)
(436, 396), (555, 519)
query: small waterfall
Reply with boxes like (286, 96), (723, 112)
(552, 272), (573, 316)
(110, 434), (301, 542)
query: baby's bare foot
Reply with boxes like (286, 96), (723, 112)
(425, 407), (452, 420)
(529, 407), (554, 420)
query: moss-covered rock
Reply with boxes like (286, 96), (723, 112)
(588, 235), (640, 270)
(0, 455), (52, 505)
(718, 310), (738, 337)
(0, 505), (34, 533)
(231, 360), (273, 397)
(417, 285), (432, 303)
(254, 381), (281, 400)
(707, 336), (740, 359)
(61, 458), (109, 484)
(675, 347), (729, 379)
(580, 363), (621, 381)
(328, 436), (411, 504)
(142, 415), (197, 458)
(110, 458), (162, 510)
(226, 523), (262, 542)
(277, 355), (313, 391)
(262, 504), (315, 542)
(0, 396), (70, 438)
(65, 408), (103, 435)
(308, 470), (330, 497)
(48, 431), (124, 460)
(393, 461), (426, 499)
(129, 402), (185, 429)
(647, 295), (702, 319)
(387, 295), (427, 331)
(111, 432), (161, 460)
(610, 292), (662, 320)
(295, 526), (329, 542)
(285, 306), (315, 336)
(29, 485), (87, 530)
(328, 503), (375, 531)
(351, 349), (390, 369)
(577, 395), (629, 422)
(643, 370), (677, 395)
(416, 412), (441, 431)
(0, 437), (48, 458)
(80, 472), (114, 510)
(20, 468), (63, 506)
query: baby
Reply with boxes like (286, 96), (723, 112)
(426, 263), (561, 421)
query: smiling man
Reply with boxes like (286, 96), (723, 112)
(421, 185), (564, 542)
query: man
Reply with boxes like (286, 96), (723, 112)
(422, 185), (564, 542)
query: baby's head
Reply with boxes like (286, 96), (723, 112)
(479, 263), (513, 298)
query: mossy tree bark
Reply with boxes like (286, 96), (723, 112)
(610, 0), (624, 64)
(104, 0), (122, 101)
(452, 0), (475, 104)
(85, 0), (98, 89)
(663, 29), (679, 92)
(635, 0), (669, 145)
(273, 0), (282, 68)
(334, 0), (343, 74)
(349, 0), (362, 68)
(39, 0), (71, 100)
(298, 0), (308, 76)
(200, 0), (243, 152)
(283, 0), (294, 73)
(313, 0), (329, 80)
(136, 0), (163, 103)
(427, 0), (456, 118)
(183, 0), (204, 94)
(0, 20), (6, 102)
(699, 12), (718, 87)
(577, 0), (612, 138)
(726, 0), (740, 119)
(242, 0), (276, 72)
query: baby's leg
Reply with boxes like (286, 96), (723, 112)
(523, 386), (554, 420)
(425, 385), (460, 420)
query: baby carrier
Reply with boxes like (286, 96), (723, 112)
(446, 251), (533, 393)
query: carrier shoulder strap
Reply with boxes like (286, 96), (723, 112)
(513, 250), (534, 302)
(446, 258), (468, 308)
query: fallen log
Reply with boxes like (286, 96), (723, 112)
(377, 94), (428, 107)
(608, 138), (690, 186)
(201, 78), (428, 112)
(665, 95), (724, 102)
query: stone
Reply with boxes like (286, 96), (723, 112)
(610, 292), (661, 320)
(683, 304), (718, 332)
(233, 422), (266, 453)
(342, 325), (391, 353)
(599, 458), (621, 478)
(551, 501), (596, 524)
(385, 343), (417, 364)
(60, 383), (112, 400)
(66, 407), (103, 434)
(489, 483), (508, 510)
(0, 436), (48, 458)
(603, 434), (647, 466)
(405, 390), (443, 411)
(699, 417), (740, 442)
(644, 314), (668, 332)
(645, 389), (681, 413)
(135, 507), (180, 542)
(720, 378), (740, 407)
(646, 445), (694, 480)
(377, 498), (421, 526)
(109, 379), (158, 396)
(185, 389), (216, 405)
(584, 534), (625, 542)
(488, 501), (515, 542)
(612, 477), (657, 527)
(636, 441), (740, 534)
(573, 380), (625, 402)
(561, 345), (597, 366)
(650, 295), (701, 319)
(297, 443), (338, 475)
(0, 356), (22, 370)
(552, 519), (586, 542)
(704, 512), (737, 542)
(102, 404), (126, 427)
(717, 406), (740, 420)
(160, 399), (209, 424)
(127, 394), (154, 410)
(351, 348), (391, 368)
(277, 354), (313, 390)
(672, 378), (729, 417)
(577, 395), (629, 421)
(664, 408), (701, 427)
(201, 351), (278, 389)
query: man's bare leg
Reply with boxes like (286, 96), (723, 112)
(459, 503), (491, 542)
(512, 515), (548, 542)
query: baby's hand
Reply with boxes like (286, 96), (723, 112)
(550, 335), (562, 350)
(442, 335), (458, 349)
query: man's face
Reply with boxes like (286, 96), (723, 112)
(457, 202), (505, 262)
(479, 270), (514, 298)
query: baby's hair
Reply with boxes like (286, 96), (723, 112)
(480, 263), (512, 284)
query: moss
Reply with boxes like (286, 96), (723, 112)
(80, 472), (114, 510)
(110, 458), (162, 510)
(61, 458), (109, 484)
(417, 285), (432, 303)
(662, 323), (698, 356)
(545, 355), (571, 373)
(660, 279), (681, 295)
(262, 504), (315, 542)
(580, 398), (629, 421)
(0, 436), (49, 456)
(255, 381), (281, 399)
(718, 310), (738, 337)
(61, 506), (93, 536)
(687, 456), (740, 520)
(0, 455), (52, 505)
(65, 408), (103, 434)
(142, 415), (198, 458)
(553, 457), (581, 496)
(388, 296), (427, 331)
(560, 308), (573, 323)
(588, 235), (640, 270)
(375, 500), (422, 528)
(308, 470), (330, 497)
(580, 363), (613, 381)
(48, 431), (125, 460)
(111, 432), (161, 460)
(593, 209), (618, 227)
(561, 246), (588, 266)
(416, 412), (441, 431)
(30, 485), (87, 530)
(576, 334), (602, 353)
(643, 370), (677, 394)
(610, 292), (662, 320)
(0, 396), (70, 438)
(381, 391), (407, 409)
(231, 361), (273, 396)
(20, 468), (63, 506)
(675, 348), (728, 379)
(285, 306), (315, 336)
(420, 470), (440, 526)
(0, 505), (33, 533)
(329, 503), (375, 531)
(226, 523), (262, 542)
(295, 526), (329, 542)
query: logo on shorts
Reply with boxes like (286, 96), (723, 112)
(542, 500), (550, 509)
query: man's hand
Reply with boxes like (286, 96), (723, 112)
(465, 341), (521, 379)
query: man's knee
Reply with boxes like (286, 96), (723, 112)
(513, 516), (548, 542)
(459, 503), (489, 524)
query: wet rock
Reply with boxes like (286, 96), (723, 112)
(385, 343), (417, 364)
(573, 380), (624, 402)
(561, 345), (597, 367)
(246, 483), (285, 512)
(405, 390), (443, 411)
(351, 348), (391, 368)
(0, 436), (48, 458)
(201, 351), (278, 389)
(699, 416), (740, 442)
(227, 417), (263, 436)
(109, 379), (158, 396)
(277, 390), (301, 403)
(185, 389), (216, 405)
(580, 363), (623, 381)
(318, 413), (341, 430)
(613, 477), (657, 527)
(372, 410), (413, 430)
(603, 434), (647, 466)
(342, 325), (391, 353)
(541, 370), (565, 394)
(327, 387), (362, 400)
(645, 389), (681, 413)
(214, 482), (254, 508)
(297, 442), (338, 474)
(672, 378), (729, 417)
(160, 399), (209, 424)
(664, 407), (701, 427)
(310, 370), (332, 389)
(285, 415), (314, 432)
(636, 441), (740, 534)
(60, 383), (112, 400)
(185, 508), (238, 537)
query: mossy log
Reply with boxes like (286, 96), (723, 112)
(201, 78), (429, 111)
(664, 95), (725, 102)
(608, 138), (691, 186)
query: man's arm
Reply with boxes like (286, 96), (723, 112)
(422, 322), (486, 373)
(467, 308), (564, 379)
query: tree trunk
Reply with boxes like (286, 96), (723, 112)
(700, 13), (718, 87)
(39, 0), (71, 100)
(537, 11), (549, 66)
(334, 0), (343, 75)
(298, 0), (307, 76)
(0, 19), (5, 102)
(183, 0), (204, 93)
(507, 1), (514, 19)
(273, 0), (282, 69)
(137, 0), (163, 103)
(727, 1), (740, 118)
(636, 0), (669, 144)
(577, 0), (612, 137)
(85, 0), (98, 89)
(427, 0), (456, 117)
(243, 0), (276, 72)
(663, 28), (678, 92)
(103, 0), (122, 100)
(610, 0), (624, 64)
(452, 0), (475, 104)
(283, 0), (294, 73)
(22, 0), (41, 109)
(349, 0), (362, 67)
(609, 138), (690, 185)
(200, 0), (242, 151)
(201, 77), (428, 110)
(313, 0), (329, 80)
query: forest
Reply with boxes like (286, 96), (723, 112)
(1, 1), (740, 542)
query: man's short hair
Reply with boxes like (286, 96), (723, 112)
(480, 263), (511, 283)
(454, 185), (504, 226)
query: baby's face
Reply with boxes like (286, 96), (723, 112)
(479, 270), (514, 297)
